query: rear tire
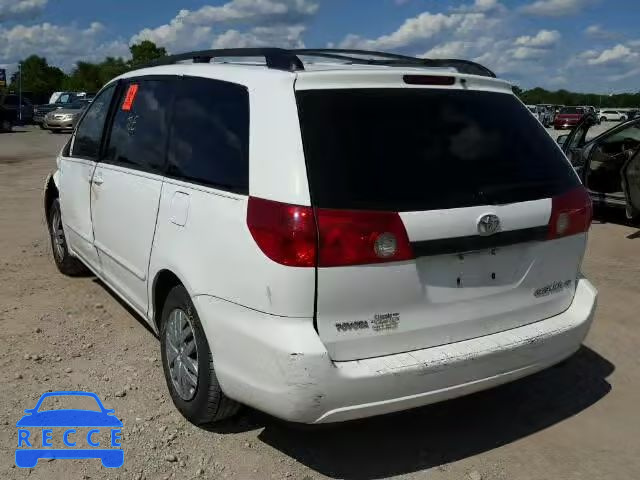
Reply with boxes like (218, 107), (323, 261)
(160, 285), (240, 425)
(47, 198), (87, 276)
(600, 117), (607, 123)
(0, 119), (11, 132)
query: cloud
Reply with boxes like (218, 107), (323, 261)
(515, 29), (561, 48)
(338, 11), (498, 50)
(0, 22), (128, 71)
(606, 66), (640, 82)
(521, 0), (596, 17)
(131, 0), (318, 52)
(584, 24), (617, 40)
(212, 25), (306, 48)
(453, 0), (506, 13)
(0, 0), (47, 21)
(511, 29), (562, 59)
(338, 6), (565, 86)
(586, 44), (639, 66)
(423, 40), (474, 58)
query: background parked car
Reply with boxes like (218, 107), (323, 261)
(0, 99), (17, 132)
(0, 94), (34, 124)
(627, 109), (640, 120)
(599, 110), (628, 122)
(34, 92), (87, 127)
(42, 99), (90, 132)
(554, 106), (586, 130)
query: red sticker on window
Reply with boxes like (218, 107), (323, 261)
(121, 84), (139, 111)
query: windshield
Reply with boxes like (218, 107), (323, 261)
(559, 107), (584, 114)
(56, 93), (74, 104)
(296, 89), (579, 211)
(68, 101), (89, 110)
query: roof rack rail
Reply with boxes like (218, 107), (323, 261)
(139, 47), (496, 78)
(292, 49), (496, 78)
(145, 48), (305, 72)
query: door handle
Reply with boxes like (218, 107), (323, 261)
(92, 176), (104, 186)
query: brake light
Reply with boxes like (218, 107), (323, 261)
(316, 208), (414, 267)
(247, 197), (414, 267)
(548, 187), (592, 239)
(403, 75), (455, 86)
(247, 197), (316, 267)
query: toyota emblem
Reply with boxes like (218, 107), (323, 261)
(477, 214), (501, 236)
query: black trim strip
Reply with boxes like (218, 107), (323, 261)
(411, 226), (549, 257)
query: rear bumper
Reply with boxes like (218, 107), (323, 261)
(195, 278), (597, 424)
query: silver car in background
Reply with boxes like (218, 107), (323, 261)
(43, 100), (90, 133)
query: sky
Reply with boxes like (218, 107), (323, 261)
(1, 0), (639, 92)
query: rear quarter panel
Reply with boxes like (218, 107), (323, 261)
(147, 73), (315, 321)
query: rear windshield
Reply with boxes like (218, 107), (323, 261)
(296, 89), (579, 211)
(559, 107), (584, 114)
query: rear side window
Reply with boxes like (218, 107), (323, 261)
(560, 107), (584, 114)
(167, 77), (249, 194)
(103, 79), (174, 173)
(73, 84), (116, 160)
(297, 89), (580, 211)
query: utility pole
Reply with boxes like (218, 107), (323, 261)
(18, 63), (22, 123)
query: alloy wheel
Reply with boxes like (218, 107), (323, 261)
(50, 207), (66, 261)
(165, 308), (199, 401)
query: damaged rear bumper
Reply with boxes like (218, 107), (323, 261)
(194, 278), (597, 424)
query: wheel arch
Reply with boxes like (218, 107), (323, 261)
(44, 172), (60, 223)
(151, 269), (186, 332)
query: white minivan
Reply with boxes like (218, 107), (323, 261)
(44, 48), (598, 425)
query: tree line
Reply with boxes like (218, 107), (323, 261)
(2, 41), (639, 108)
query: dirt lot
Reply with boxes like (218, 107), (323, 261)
(1, 125), (639, 480)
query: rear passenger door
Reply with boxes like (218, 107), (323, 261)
(90, 77), (175, 316)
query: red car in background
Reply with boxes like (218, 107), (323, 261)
(554, 106), (586, 130)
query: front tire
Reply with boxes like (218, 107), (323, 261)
(600, 117), (607, 123)
(47, 198), (87, 276)
(160, 285), (240, 425)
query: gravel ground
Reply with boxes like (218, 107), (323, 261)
(0, 125), (639, 480)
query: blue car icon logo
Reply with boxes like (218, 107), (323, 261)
(15, 391), (123, 468)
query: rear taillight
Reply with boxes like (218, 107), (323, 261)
(316, 208), (414, 267)
(548, 187), (593, 239)
(247, 197), (316, 267)
(247, 197), (414, 267)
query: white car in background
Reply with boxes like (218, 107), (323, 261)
(599, 110), (628, 122)
(43, 48), (598, 425)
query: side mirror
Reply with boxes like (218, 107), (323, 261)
(557, 135), (569, 146)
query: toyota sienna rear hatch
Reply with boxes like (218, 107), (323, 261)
(295, 81), (592, 361)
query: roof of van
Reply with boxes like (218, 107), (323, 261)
(114, 61), (513, 95)
(111, 47), (513, 94)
